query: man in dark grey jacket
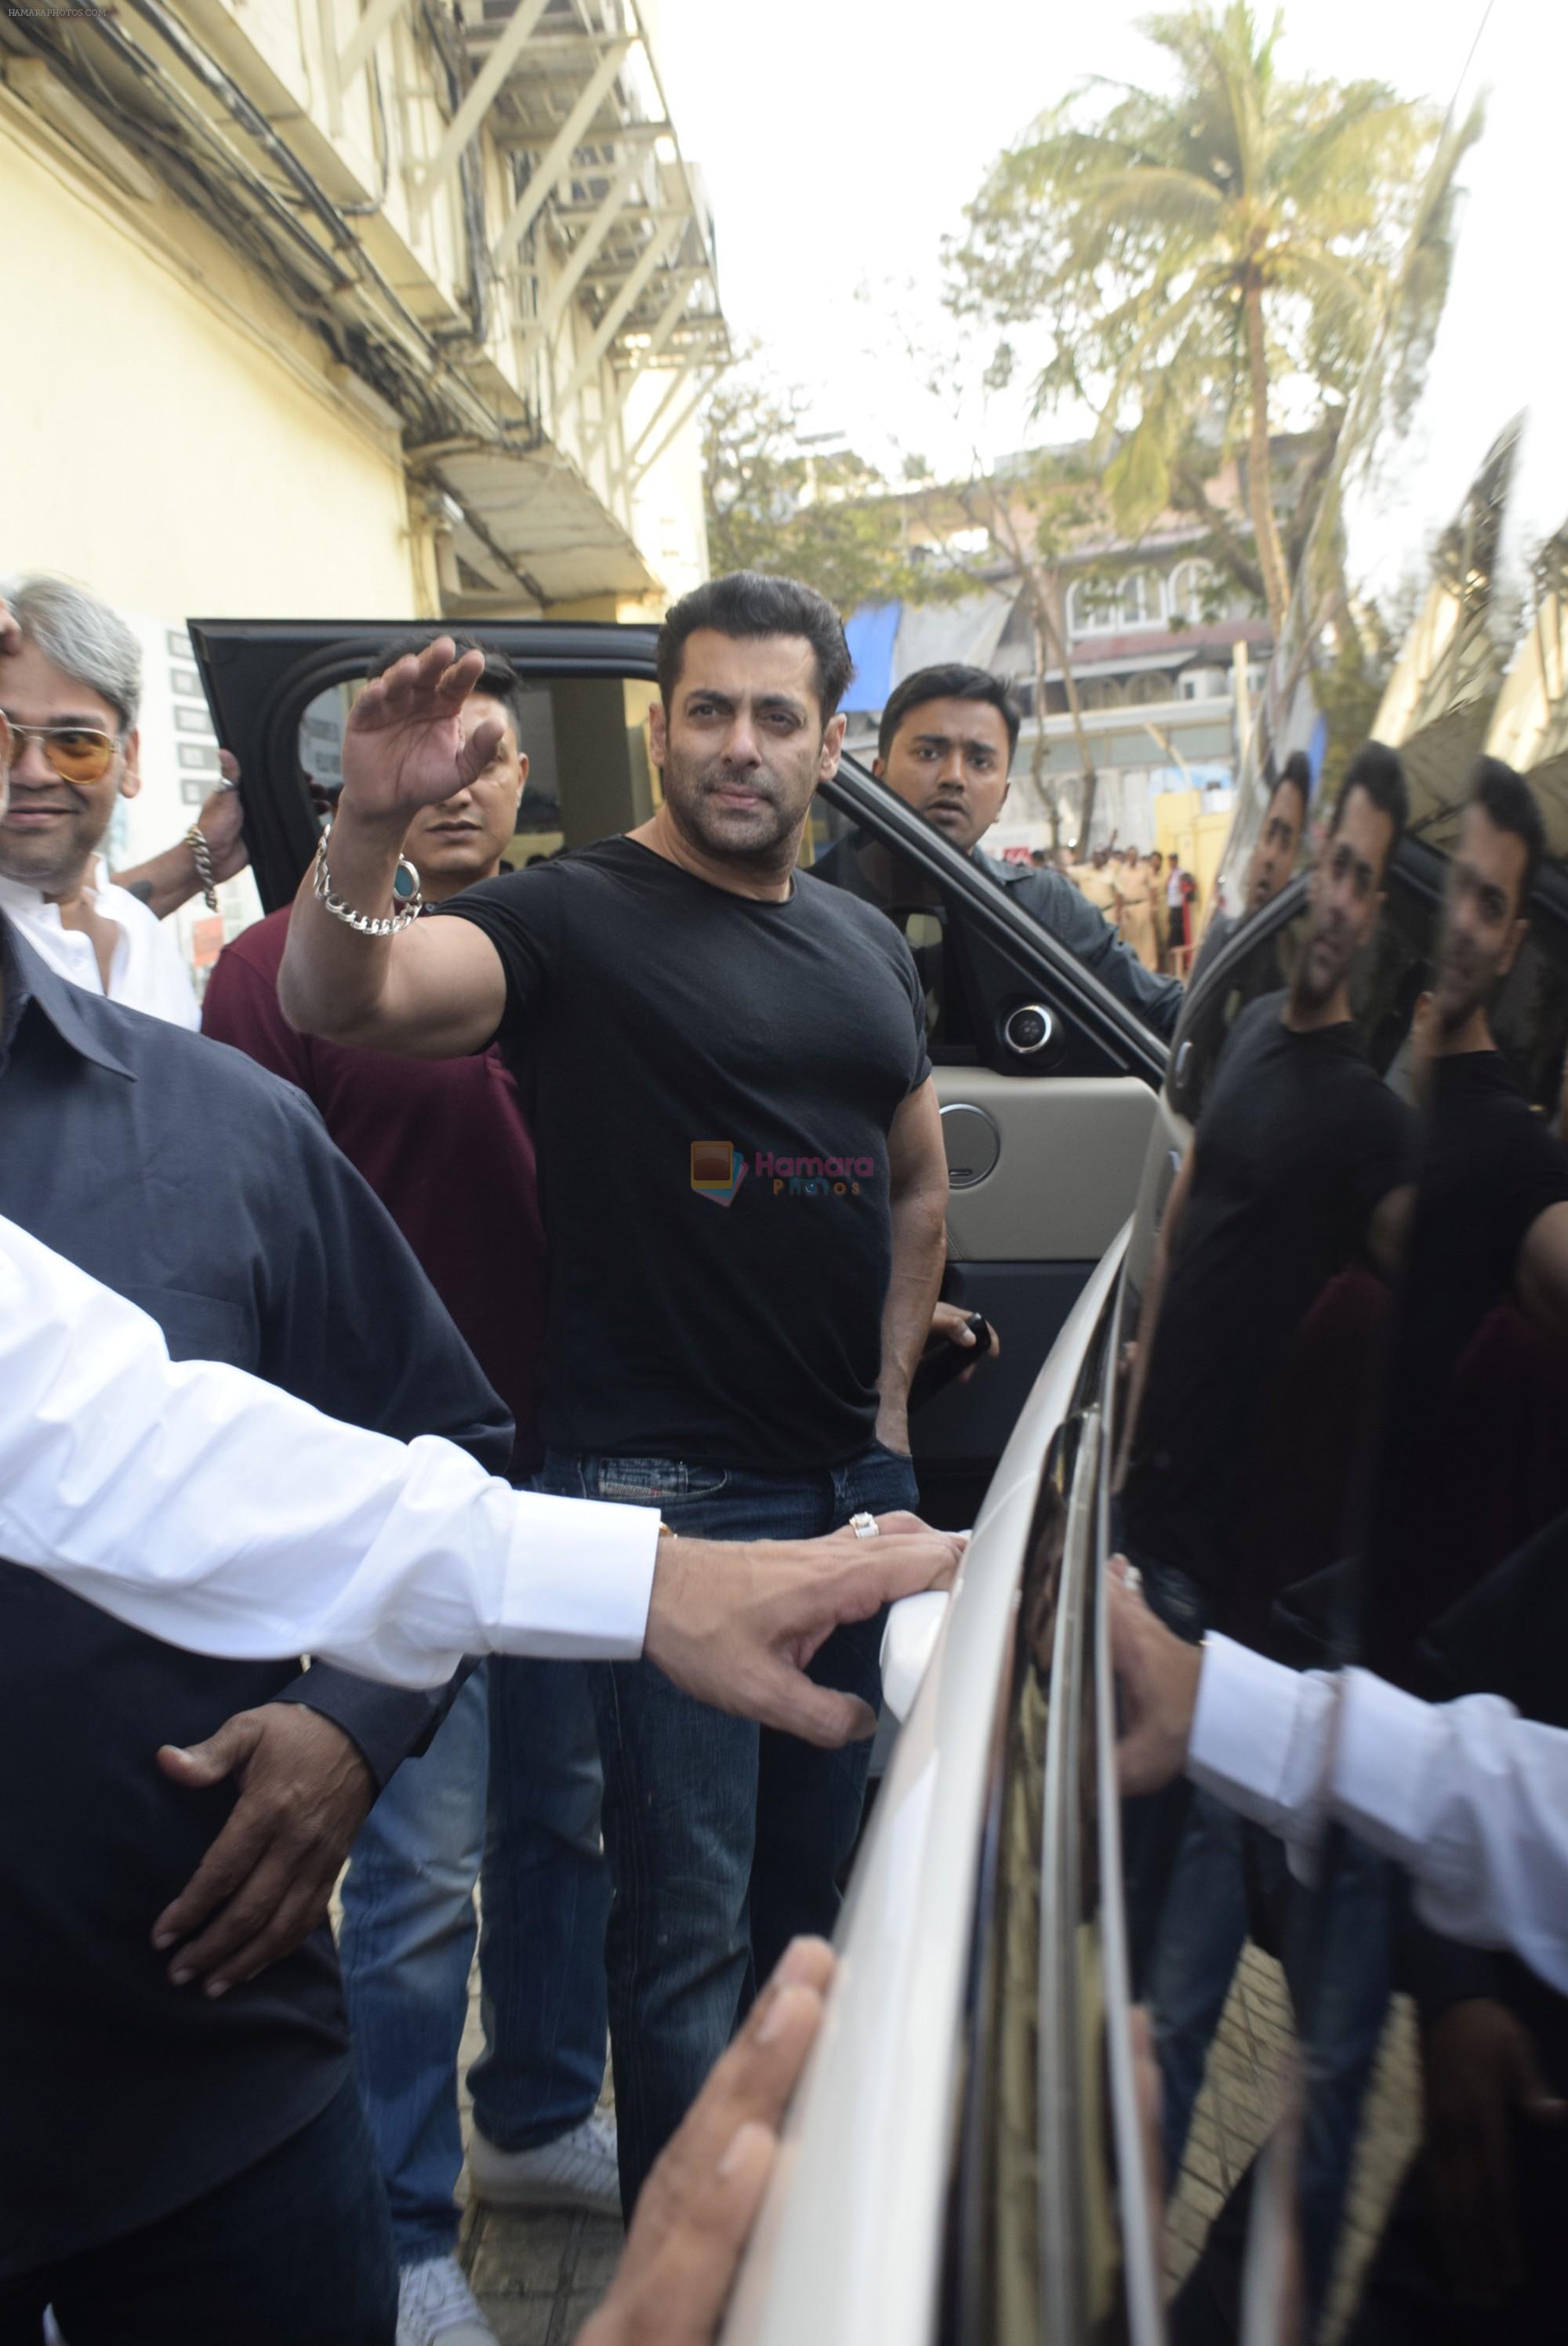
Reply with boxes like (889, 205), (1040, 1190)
(812, 664), (1184, 1037)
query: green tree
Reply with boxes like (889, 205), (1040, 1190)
(949, 4), (1477, 635)
(701, 361), (953, 617)
(908, 448), (1109, 846)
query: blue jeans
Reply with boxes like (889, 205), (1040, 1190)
(0, 2082), (394, 2345)
(339, 1661), (608, 2264)
(539, 1441), (919, 2215)
(1120, 1556), (1212, 1989)
(469, 1654), (611, 2154)
(1149, 1760), (1394, 2320)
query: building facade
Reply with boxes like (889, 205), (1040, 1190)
(2, 0), (724, 960)
(840, 445), (1309, 887)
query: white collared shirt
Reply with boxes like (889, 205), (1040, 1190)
(1189, 1631), (1568, 1992)
(0, 1212), (659, 1686)
(0, 862), (199, 1029)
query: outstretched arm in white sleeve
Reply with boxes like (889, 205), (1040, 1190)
(1, 1215), (963, 1741)
(1109, 1566), (1568, 1995)
(1, 1211), (655, 1687)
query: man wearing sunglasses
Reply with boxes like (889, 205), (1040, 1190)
(0, 576), (227, 1028)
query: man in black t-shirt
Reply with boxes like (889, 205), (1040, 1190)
(1118, 746), (1414, 2246)
(278, 573), (951, 2213)
(1365, 758), (1568, 1682)
(1298, 764), (1568, 2345)
(1120, 745), (1413, 1631)
(1186, 750), (1311, 996)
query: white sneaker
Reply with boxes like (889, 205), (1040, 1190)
(396, 2254), (498, 2346)
(467, 2108), (621, 2217)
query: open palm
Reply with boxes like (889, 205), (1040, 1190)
(340, 636), (506, 821)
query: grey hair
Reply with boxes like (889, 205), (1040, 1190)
(3, 576), (143, 732)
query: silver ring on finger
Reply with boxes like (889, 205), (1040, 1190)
(848, 1511), (880, 1540)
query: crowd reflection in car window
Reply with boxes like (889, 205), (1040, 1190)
(1112, 746), (1414, 2322)
(1111, 400), (1568, 2340)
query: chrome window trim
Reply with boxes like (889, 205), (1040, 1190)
(1036, 1403), (1101, 2345)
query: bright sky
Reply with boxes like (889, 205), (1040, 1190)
(655, 0), (1567, 583)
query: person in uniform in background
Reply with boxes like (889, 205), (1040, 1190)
(1069, 843), (1119, 914)
(1115, 846), (1161, 973)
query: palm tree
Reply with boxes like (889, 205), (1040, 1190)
(949, 4), (1473, 635)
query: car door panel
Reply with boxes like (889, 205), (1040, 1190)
(937, 1070), (1158, 1262)
(909, 1260), (1096, 1463)
(913, 1070), (1156, 1479)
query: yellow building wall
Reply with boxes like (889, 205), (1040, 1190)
(0, 119), (428, 621)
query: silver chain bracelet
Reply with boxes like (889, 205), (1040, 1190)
(183, 823), (219, 913)
(312, 818), (424, 936)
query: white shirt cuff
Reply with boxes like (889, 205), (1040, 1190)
(1329, 1667), (1443, 1867)
(1187, 1632), (1334, 1850)
(494, 1492), (660, 1661)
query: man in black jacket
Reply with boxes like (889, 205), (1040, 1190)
(0, 912), (509, 2343)
(811, 663), (1185, 1037)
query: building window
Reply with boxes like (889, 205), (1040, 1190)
(1168, 560), (1218, 626)
(1069, 569), (1163, 636)
(1167, 559), (1258, 626)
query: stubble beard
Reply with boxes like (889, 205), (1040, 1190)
(662, 757), (806, 873)
(1435, 965), (1491, 1040)
(1289, 916), (1348, 1020)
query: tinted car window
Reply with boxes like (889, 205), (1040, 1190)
(289, 669), (652, 869)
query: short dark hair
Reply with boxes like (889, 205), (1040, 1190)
(368, 630), (526, 739)
(876, 663), (1022, 764)
(655, 572), (852, 722)
(1333, 741), (1408, 883)
(1467, 754), (1544, 911)
(1274, 749), (1312, 826)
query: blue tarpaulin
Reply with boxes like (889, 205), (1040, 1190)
(843, 602), (902, 712)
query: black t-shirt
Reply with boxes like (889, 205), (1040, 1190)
(1123, 993), (1413, 1601)
(1401, 1050), (1568, 1392)
(439, 838), (931, 1470)
(1364, 1049), (1568, 1679)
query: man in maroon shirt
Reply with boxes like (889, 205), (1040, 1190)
(203, 640), (611, 2346)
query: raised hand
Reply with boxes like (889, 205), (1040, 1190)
(199, 753), (250, 881)
(339, 635), (506, 825)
